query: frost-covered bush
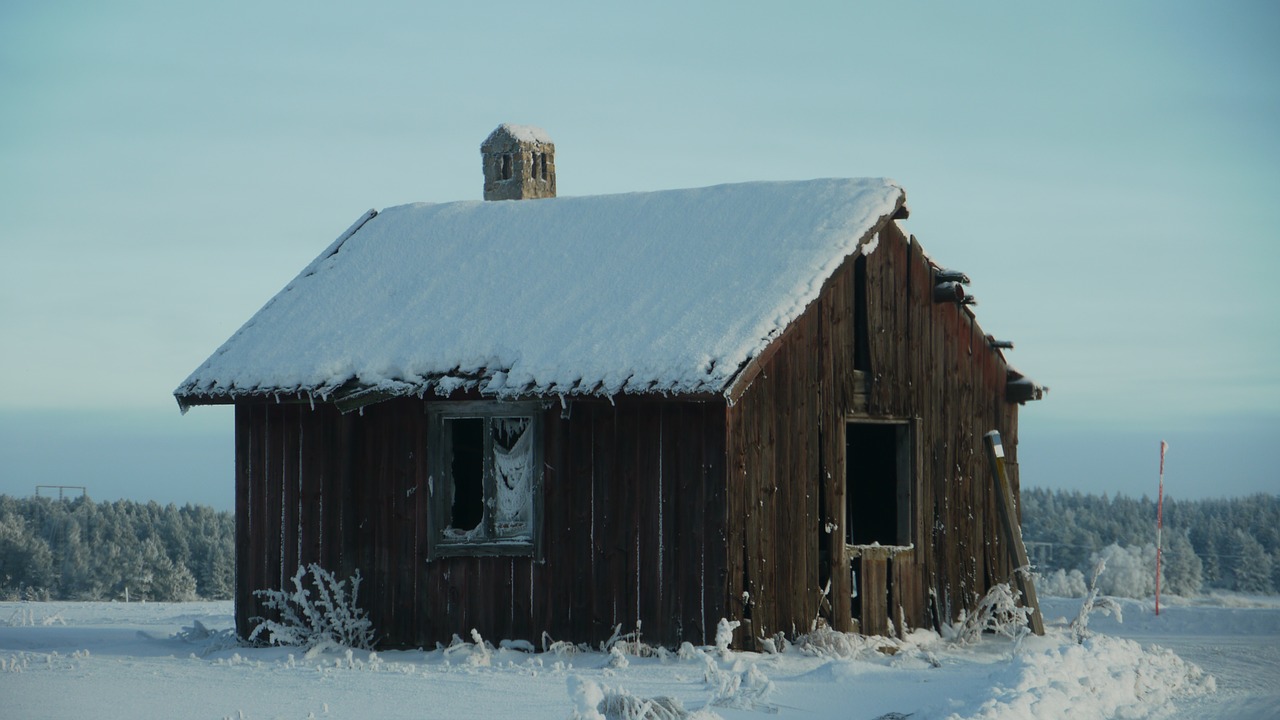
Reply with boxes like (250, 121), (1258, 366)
(707, 662), (775, 712)
(600, 622), (666, 659)
(945, 583), (1032, 646)
(567, 676), (711, 720)
(1070, 558), (1123, 644)
(713, 618), (739, 657)
(1090, 544), (1157, 599)
(249, 564), (374, 650)
(793, 621), (873, 659)
(1037, 568), (1088, 597)
(442, 629), (493, 667)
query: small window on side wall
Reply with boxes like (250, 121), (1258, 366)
(427, 401), (543, 559)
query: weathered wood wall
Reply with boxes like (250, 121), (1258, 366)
(234, 398), (726, 649)
(726, 219), (1020, 645)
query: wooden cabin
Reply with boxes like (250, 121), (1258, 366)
(175, 126), (1044, 649)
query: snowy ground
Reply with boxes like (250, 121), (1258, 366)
(1, 594), (1276, 720)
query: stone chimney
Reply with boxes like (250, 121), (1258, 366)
(481, 124), (556, 201)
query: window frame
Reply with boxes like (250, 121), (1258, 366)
(426, 400), (545, 560)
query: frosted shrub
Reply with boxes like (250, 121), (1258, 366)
(568, 676), (703, 720)
(1070, 557), (1123, 644)
(793, 621), (872, 659)
(249, 564), (374, 650)
(601, 622), (665, 658)
(708, 663), (775, 713)
(946, 583), (1031, 646)
(1090, 544), (1157, 599)
(713, 618), (739, 657)
(541, 631), (583, 656)
(1036, 568), (1088, 598)
(442, 629), (493, 667)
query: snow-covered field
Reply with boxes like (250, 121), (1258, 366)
(2, 595), (1277, 720)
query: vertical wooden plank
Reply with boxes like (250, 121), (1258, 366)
(658, 405), (680, 645)
(264, 405), (284, 592)
(412, 402), (430, 648)
(567, 403), (595, 644)
(702, 401), (727, 645)
(826, 271), (851, 631)
(394, 401), (418, 645)
(861, 554), (887, 636)
(634, 403), (662, 642)
(337, 411), (358, 585)
(532, 406), (562, 643)
(681, 401), (708, 644)
(590, 404), (618, 645)
(297, 408), (322, 568)
(233, 404), (255, 637)
(280, 406), (300, 586)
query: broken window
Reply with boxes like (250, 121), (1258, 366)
(501, 153), (513, 180)
(429, 402), (542, 558)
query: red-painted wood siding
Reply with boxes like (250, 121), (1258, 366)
(235, 398), (726, 649)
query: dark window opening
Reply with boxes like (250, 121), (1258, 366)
(845, 422), (910, 547)
(853, 255), (871, 373)
(446, 418), (484, 532)
(429, 401), (542, 559)
(501, 154), (512, 180)
(540, 153), (548, 180)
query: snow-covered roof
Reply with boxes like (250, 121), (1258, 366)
(175, 178), (905, 410)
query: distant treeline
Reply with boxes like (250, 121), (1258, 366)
(3, 490), (1277, 602)
(0, 494), (233, 602)
(1021, 489), (1279, 597)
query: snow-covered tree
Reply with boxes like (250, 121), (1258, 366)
(1162, 530), (1202, 596)
(0, 514), (55, 597)
(1229, 529), (1274, 594)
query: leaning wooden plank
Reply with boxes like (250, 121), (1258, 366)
(983, 430), (1045, 636)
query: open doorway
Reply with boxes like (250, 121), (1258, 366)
(845, 419), (914, 630)
(846, 421), (912, 547)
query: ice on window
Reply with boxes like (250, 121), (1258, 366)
(492, 417), (533, 539)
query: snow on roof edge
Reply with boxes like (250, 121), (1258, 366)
(175, 178), (906, 410)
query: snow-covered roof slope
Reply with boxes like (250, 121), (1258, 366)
(175, 178), (904, 409)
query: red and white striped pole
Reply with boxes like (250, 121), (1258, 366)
(1155, 440), (1168, 616)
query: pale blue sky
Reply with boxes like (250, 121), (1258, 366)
(2, 1), (1277, 509)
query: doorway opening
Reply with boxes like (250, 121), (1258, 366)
(845, 421), (912, 547)
(846, 419), (914, 629)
